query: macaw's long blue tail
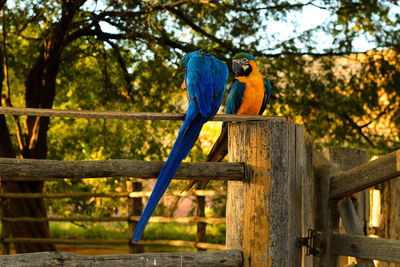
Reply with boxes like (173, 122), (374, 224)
(132, 115), (205, 242)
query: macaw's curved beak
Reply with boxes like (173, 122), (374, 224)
(232, 61), (243, 76)
(232, 60), (252, 77)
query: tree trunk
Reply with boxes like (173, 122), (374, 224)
(1, 0), (85, 253)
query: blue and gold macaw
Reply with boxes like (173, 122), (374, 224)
(132, 49), (228, 242)
(184, 52), (271, 190)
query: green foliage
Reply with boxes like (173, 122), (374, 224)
(1, 0), (400, 249)
(263, 50), (400, 155)
(50, 222), (128, 240)
(142, 222), (225, 244)
(49, 221), (225, 245)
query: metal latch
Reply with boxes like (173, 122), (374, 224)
(295, 229), (322, 256)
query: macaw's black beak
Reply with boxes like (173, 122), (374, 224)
(233, 61), (252, 77)
(232, 61), (244, 76)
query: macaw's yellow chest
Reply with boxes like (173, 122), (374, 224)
(236, 72), (265, 115)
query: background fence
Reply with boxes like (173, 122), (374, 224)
(0, 107), (254, 255)
(0, 165), (229, 254)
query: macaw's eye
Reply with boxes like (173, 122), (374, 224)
(241, 58), (249, 64)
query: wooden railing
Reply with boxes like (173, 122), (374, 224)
(314, 147), (400, 266)
(0, 173), (228, 252)
(1, 106), (400, 266)
(0, 106), (258, 257)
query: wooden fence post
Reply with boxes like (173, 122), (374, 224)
(302, 135), (315, 267)
(323, 147), (370, 233)
(314, 163), (339, 267)
(127, 180), (144, 253)
(322, 147), (369, 266)
(226, 120), (303, 267)
(195, 188), (207, 251)
(0, 194), (10, 255)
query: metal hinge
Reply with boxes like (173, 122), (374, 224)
(295, 229), (323, 256)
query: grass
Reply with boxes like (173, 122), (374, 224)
(50, 222), (129, 240)
(49, 221), (225, 247)
(0, 222), (225, 254)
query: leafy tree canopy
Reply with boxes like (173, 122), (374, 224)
(0, 0), (400, 252)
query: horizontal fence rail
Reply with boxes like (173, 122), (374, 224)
(330, 149), (400, 198)
(0, 190), (226, 199)
(0, 250), (240, 267)
(332, 233), (400, 263)
(1, 238), (226, 250)
(0, 106), (283, 122)
(0, 158), (244, 181)
(0, 216), (226, 224)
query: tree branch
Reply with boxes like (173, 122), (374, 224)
(343, 113), (376, 147)
(1, 5), (24, 154)
(197, 0), (327, 12)
(105, 40), (133, 98)
(163, 5), (237, 53)
(88, 1), (186, 22)
(14, 6), (45, 35)
(359, 105), (391, 129)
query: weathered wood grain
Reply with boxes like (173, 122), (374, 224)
(0, 158), (244, 180)
(332, 233), (400, 263)
(330, 150), (400, 199)
(314, 164), (339, 267)
(302, 135), (315, 267)
(0, 215), (225, 224)
(0, 250), (241, 266)
(0, 106), (283, 122)
(324, 147), (370, 233)
(0, 190), (226, 198)
(338, 198), (375, 266)
(226, 120), (303, 267)
(2, 238), (226, 250)
(325, 147), (372, 266)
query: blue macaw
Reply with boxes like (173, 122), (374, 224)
(132, 49), (228, 242)
(184, 52), (271, 190)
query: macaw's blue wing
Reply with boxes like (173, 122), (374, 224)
(132, 51), (228, 242)
(186, 54), (227, 119)
(259, 78), (272, 115)
(226, 80), (246, 115)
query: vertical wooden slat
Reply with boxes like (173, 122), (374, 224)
(338, 198), (375, 267)
(195, 189), (207, 251)
(294, 124), (305, 265)
(302, 135), (315, 267)
(226, 120), (303, 266)
(314, 164), (340, 267)
(0, 194), (10, 255)
(323, 147), (370, 266)
(127, 181), (144, 253)
(323, 147), (369, 231)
